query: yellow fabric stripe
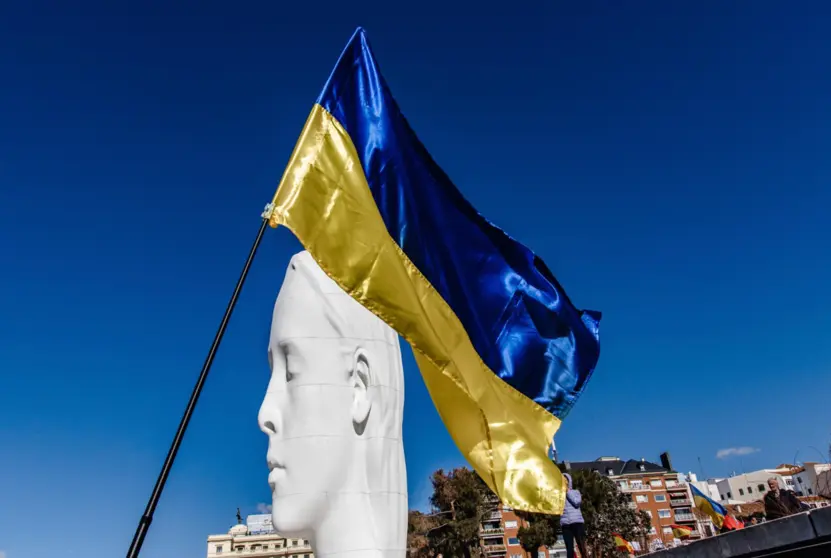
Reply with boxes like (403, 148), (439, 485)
(269, 104), (565, 514)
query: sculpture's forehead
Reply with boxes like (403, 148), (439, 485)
(271, 251), (399, 345)
(270, 280), (345, 341)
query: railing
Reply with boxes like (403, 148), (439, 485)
(480, 527), (505, 535)
(621, 484), (649, 492)
(670, 498), (692, 506)
(674, 512), (696, 522)
(665, 482), (687, 490)
(482, 544), (507, 554)
(488, 511), (502, 520)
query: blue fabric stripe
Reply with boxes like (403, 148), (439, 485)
(316, 28), (601, 418)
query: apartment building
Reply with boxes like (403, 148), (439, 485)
(793, 462), (831, 497)
(564, 453), (709, 547)
(711, 464), (801, 504)
(206, 516), (314, 558)
(478, 494), (567, 558)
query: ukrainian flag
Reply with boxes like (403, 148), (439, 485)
(691, 484), (727, 529)
(268, 28), (601, 514)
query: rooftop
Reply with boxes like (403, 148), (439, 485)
(563, 457), (672, 476)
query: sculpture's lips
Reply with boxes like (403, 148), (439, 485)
(267, 456), (286, 491)
(268, 466), (286, 492)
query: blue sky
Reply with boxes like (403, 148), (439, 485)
(2, 1), (830, 557)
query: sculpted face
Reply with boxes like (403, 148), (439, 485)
(258, 256), (374, 535)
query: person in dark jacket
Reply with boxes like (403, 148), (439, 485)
(764, 477), (808, 520)
(560, 473), (589, 558)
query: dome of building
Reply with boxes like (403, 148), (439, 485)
(229, 523), (248, 536)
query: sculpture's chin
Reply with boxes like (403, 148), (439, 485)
(270, 495), (316, 538)
(270, 511), (306, 537)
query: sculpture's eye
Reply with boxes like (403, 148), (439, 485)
(285, 352), (296, 383)
(282, 344), (297, 383)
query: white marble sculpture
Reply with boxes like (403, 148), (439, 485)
(258, 251), (407, 558)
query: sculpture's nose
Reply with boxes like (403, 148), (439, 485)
(258, 391), (282, 437)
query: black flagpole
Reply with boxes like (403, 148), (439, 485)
(126, 213), (271, 558)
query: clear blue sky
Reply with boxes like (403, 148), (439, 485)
(2, 2), (830, 557)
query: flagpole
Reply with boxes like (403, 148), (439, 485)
(126, 207), (273, 558)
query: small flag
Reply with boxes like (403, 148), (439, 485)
(691, 484), (727, 529)
(613, 533), (634, 553)
(268, 27), (601, 514)
(670, 523), (693, 539)
(723, 514), (744, 531)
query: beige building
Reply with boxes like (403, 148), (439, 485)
(207, 522), (314, 558)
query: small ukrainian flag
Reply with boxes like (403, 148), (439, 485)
(691, 484), (727, 529)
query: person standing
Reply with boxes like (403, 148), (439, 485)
(561, 473), (589, 558)
(764, 477), (808, 520)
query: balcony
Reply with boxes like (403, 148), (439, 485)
(674, 512), (696, 522)
(670, 497), (692, 507)
(483, 544), (507, 554)
(620, 484), (650, 492)
(488, 511), (502, 520)
(480, 527), (505, 536)
(665, 482), (687, 491)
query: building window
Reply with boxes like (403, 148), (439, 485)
(748, 486), (753, 494)
(508, 537), (520, 546)
(720, 494), (725, 500)
(658, 509), (671, 519)
(215, 545), (223, 553)
(617, 480), (629, 490)
(739, 488), (744, 496)
(505, 520), (518, 529)
(758, 484), (766, 492)
(654, 494), (666, 502)
(650, 480), (663, 488)
(636, 495), (648, 503)
(649, 527), (657, 535)
(727, 492), (732, 499)
(808, 488), (814, 495)
(662, 527), (673, 534)
(630, 480), (644, 490)
(798, 477), (803, 484)
(607, 468), (614, 475)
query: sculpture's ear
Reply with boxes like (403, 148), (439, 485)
(350, 347), (372, 435)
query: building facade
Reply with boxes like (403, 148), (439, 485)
(564, 454), (709, 548)
(207, 520), (314, 558)
(793, 462), (831, 497)
(476, 493), (568, 558)
(712, 465), (800, 504)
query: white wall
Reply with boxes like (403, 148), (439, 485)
(793, 464), (831, 497)
(714, 471), (790, 504)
